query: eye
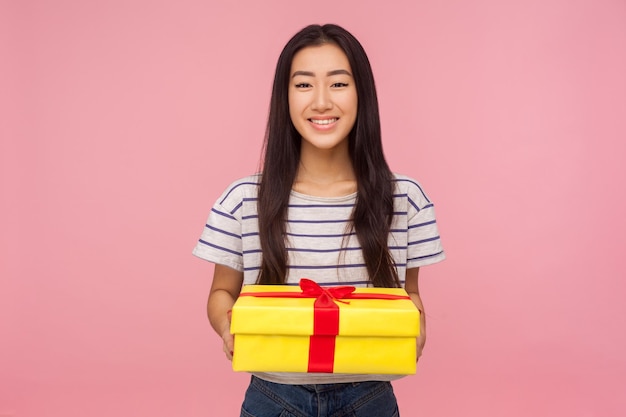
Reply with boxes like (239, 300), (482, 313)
(295, 82), (312, 88)
(331, 82), (349, 88)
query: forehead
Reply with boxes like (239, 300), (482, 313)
(290, 43), (352, 75)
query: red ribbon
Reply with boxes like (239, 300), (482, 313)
(239, 279), (410, 373)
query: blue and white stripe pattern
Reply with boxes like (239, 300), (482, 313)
(193, 173), (445, 287)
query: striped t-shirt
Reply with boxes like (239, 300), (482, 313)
(193, 173), (445, 384)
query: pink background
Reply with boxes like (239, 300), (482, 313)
(2, 0), (625, 416)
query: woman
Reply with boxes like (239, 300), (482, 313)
(193, 23), (445, 417)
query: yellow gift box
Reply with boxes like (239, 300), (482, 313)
(231, 279), (419, 375)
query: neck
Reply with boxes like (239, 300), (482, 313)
(293, 140), (356, 197)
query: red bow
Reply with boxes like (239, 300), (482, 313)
(300, 278), (353, 303)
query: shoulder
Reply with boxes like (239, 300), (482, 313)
(392, 173), (433, 210)
(215, 174), (260, 210)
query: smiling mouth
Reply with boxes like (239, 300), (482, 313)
(309, 118), (338, 125)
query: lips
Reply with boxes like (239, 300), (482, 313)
(309, 118), (338, 125)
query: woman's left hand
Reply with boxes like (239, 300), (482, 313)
(416, 317), (426, 360)
(405, 267), (426, 361)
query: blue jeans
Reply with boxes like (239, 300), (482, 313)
(240, 375), (400, 417)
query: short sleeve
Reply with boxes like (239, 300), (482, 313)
(192, 182), (247, 271)
(404, 179), (446, 268)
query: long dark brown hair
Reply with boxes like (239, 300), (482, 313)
(257, 24), (400, 288)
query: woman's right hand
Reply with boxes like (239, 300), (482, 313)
(222, 329), (234, 361)
(222, 309), (234, 361)
(206, 264), (244, 362)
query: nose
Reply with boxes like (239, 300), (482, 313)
(311, 87), (332, 112)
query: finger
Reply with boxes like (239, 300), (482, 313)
(223, 344), (233, 361)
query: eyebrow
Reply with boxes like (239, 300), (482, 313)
(291, 69), (353, 78)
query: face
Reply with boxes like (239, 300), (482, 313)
(288, 43), (358, 153)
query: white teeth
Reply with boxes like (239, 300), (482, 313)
(310, 118), (337, 125)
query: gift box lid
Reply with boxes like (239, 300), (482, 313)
(231, 282), (419, 337)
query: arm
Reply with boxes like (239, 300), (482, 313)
(207, 263), (244, 361)
(404, 267), (426, 359)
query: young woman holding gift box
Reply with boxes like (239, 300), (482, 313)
(193, 24), (445, 417)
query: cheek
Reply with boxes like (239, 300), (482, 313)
(343, 93), (358, 118)
(288, 94), (301, 121)
(338, 90), (358, 109)
(288, 106), (298, 128)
